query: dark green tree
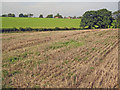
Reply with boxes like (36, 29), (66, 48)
(80, 11), (97, 29)
(19, 13), (24, 17)
(80, 9), (113, 29)
(13, 14), (15, 17)
(24, 14), (28, 17)
(46, 14), (53, 18)
(19, 13), (28, 17)
(39, 14), (43, 18)
(2, 14), (8, 17)
(54, 13), (63, 18)
(73, 16), (76, 19)
(8, 13), (15, 17)
(96, 9), (112, 28)
(8, 13), (12, 17)
(77, 16), (82, 19)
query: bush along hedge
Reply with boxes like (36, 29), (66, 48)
(0, 26), (118, 33)
(1, 27), (82, 33)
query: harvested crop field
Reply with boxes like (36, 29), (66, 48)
(2, 29), (118, 88)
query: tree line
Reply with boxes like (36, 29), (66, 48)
(1, 13), (82, 19)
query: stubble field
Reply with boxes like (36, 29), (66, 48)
(2, 29), (118, 88)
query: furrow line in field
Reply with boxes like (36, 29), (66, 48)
(2, 30), (99, 52)
(77, 46), (118, 88)
(73, 43), (118, 88)
(45, 40), (118, 87)
(2, 33), (116, 76)
(31, 40), (117, 86)
(24, 38), (115, 79)
(42, 44), (116, 87)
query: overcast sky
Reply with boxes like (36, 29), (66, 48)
(1, 1), (119, 17)
(1, 0), (120, 2)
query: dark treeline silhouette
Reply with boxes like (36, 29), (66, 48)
(1, 13), (81, 19)
(19, 13), (28, 17)
(1, 27), (80, 33)
(19, 13), (33, 17)
(2, 13), (15, 17)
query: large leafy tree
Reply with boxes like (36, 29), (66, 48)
(80, 11), (97, 29)
(97, 9), (112, 28)
(80, 9), (113, 29)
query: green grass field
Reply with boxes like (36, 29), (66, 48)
(1, 17), (81, 29)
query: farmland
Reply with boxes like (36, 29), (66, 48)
(2, 29), (118, 88)
(1, 17), (81, 29)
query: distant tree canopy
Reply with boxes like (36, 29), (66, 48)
(27, 13), (33, 17)
(2, 14), (8, 17)
(19, 13), (24, 17)
(80, 9), (113, 29)
(2, 13), (15, 17)
(54, 13), (63, 18)
(39, 14), (43, 18)
(24, 14), (28, 17)
(73, 16), (77, 19)
(77, 16), (82, 19)
(46, 14), (53, 18)
(19, 13), (28, 17)
(8, 13), (15, 17)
